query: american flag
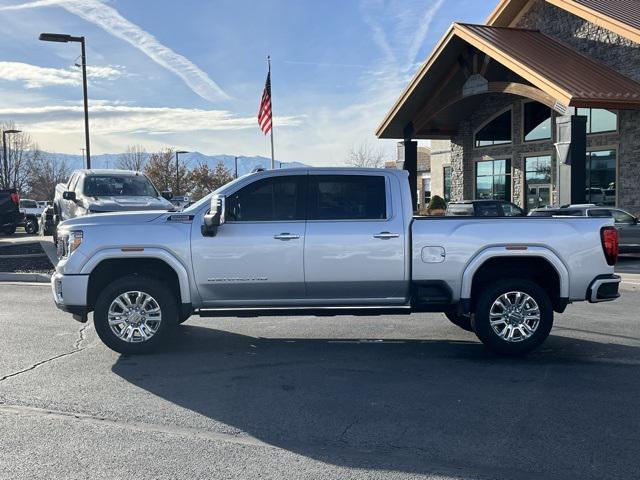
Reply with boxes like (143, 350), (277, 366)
(258, 72), (272, 135)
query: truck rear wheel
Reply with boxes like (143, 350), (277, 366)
(94, 275), (178, 354)
(472, 279), (553, 356)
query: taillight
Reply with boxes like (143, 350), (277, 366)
(10, 192), (19, 205)
(601, 226), (618, 266)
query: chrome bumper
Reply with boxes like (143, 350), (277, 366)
(588, 275), (621, 303)
(51, 272), (90, 322)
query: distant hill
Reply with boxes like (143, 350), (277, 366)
(47, 151), (306, 177)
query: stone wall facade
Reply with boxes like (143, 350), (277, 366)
(445, 0), (640, 214)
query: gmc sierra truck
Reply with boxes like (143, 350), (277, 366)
(51, 168), (621, 355)
(54, 169), (174, 226)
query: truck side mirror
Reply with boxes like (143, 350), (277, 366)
(161, 191), (173, 200)
(62, 191), (76, 202)
(202, 194), (226, 237)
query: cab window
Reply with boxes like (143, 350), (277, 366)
(307, 175), (386, 220)
(225, 176), (306, 222)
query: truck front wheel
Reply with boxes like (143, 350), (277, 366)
(94, 275), (178, 354)
(472, 279), (553, 356)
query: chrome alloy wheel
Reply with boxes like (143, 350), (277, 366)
(489, 291), (541, 343)
(107, 291), (162, 343)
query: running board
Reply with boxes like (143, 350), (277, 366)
(197, 306), (412, 318)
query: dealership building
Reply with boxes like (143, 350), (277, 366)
(377, 0), (640, 214)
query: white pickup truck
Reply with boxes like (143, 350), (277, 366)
(51, 168), (621, 355)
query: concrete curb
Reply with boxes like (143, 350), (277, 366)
(0, 272), (51, 283)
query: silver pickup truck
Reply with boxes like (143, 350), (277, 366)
(51, 168), (621, 356)
(54, 169), (174, 226)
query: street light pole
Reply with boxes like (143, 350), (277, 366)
(2, 129), (21, 189)
(175, 150), (189, 195)
(79, 36), (91, 169)
(39, 32), (91, 169)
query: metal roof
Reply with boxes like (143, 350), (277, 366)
(489, 0), (640, 44)
(377, 23), (640, 139)
(560, 0), (640, 32)
(459, 23), (640, 107)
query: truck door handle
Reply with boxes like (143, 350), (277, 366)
(273, 233), (300, 241)
(373, 231), (400, 239)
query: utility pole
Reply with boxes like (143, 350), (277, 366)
(234, 156), (238, 178)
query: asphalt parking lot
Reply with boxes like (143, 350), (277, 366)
(0, 280), (639, 480)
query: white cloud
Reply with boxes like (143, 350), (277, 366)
(0, 0), (229, 102)
(0, 103), (302, 135)
(0, 61), (124, 88)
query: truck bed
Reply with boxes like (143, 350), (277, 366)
(410, 216), (613, 302)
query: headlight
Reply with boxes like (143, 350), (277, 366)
(57, 230), (83, 258)
(68, 230), (83, 254)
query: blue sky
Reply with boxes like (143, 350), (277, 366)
(0, 0), (493, 165)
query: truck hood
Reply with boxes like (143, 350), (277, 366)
(83, 195), (174, 212)
(59, 210), (168, 228)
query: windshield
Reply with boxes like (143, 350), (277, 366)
(20, 200), (38, 208)
(83, 175), (158, 197)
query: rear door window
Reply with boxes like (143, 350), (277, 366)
(501, 203), (524, 216)
(307, 175), (386, 220)
(476, 202), (502, 216)
(588, 209), (612, 218)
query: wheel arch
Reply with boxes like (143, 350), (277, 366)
(82, 248), (191, 311)
(461, 246), (569, 313)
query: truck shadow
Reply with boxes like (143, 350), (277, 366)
(112, 324), (640, 479)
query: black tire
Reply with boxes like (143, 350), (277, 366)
(444, 311), (473, 332)
(471, 279), (553, 356)
(2, 225), (16, 235)
(94, 275), (179, 354)
(25, 219), (38, 235)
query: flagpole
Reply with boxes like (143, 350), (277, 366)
(268, 55), (275, 169)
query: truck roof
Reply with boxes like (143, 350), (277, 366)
(74, 169), (146, 176)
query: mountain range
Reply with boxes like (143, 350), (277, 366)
(47, 151), (306, 177)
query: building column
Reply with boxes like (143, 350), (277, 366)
(555, 114), (587, 205)
(403, 139), (418, 211)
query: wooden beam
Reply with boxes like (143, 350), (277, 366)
(414, 81), (557, 133)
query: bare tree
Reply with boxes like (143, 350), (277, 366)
(117, 144), (147, 171)
(26, 150), (71, 200)
(0, 122), (37, 192)
(347, 139), (387, 168)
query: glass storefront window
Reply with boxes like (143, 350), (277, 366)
(524, 102), (552, 142)
(475, 110), (512, 147)
(525, 155), (552, 211)
(443, 166), (451, 203)
(576, 108), (617, 134)
(475, 159), (511, 201)
(586, 149), (616, 206)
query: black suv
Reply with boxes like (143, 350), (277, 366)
(446, 200), (525, 217)
(0, 189), (23, 235)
